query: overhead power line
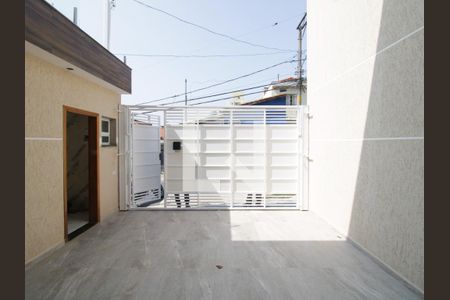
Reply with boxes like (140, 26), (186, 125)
(139, 75), (297, 107)
(160, 74), (302, 106)
(131, 13), (304, 71)
(141, 87), (279, 108)
(134, 58), (298, 106)
(160, 84), (273, 106)
(180, 90), (271, 106)
(202, 73), (295, 95)
(148, 87), (276, 107)
(182, 58), (299, 95)
(131, 0), (296, 53)
(188, 87), (280, 106)
(180, 72), (296, 103)
(139, 74), (298, 107)
(114, 52), (289, 58)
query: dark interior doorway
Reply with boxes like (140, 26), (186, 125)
(64, 106), (99, 241)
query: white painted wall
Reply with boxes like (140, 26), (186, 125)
(308, 0), (423, 291)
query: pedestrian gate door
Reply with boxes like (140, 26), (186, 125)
(119, 106), (309, 210)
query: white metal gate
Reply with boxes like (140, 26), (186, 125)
(119, 105), (309, 210)
(119, 107), (161, 209)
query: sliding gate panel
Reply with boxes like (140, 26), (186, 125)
(162, 106), (305, 209)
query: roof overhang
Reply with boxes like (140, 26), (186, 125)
(25, 41), (129, 95)
(25, 0), (131, 94)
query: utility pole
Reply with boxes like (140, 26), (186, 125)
(185, 79), (188, 106)
(297, 13), (307, 105)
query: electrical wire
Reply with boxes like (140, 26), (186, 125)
(190, 72), (295, 97)
(131, 0), (296, 53)
(131, 13), (304, 72)
(162, 73), (302, 106)
(138, 74), (298, 109)
(134, 58), (298, 106)
(161, 84), (272, 105)
(137, 73), (299, 108)
(189, 75), (304, 106)
(188, 87), (280, 106)
(114, 52), (289, 58)
(166, 60), (302, 105)
(162, 78), (300, 106)
(160, 88), (271, 106)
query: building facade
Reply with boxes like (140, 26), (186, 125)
(235, 77), (307, 106)
(25, 0), (131, 263)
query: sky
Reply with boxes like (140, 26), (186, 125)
(46, 0), (306, 106)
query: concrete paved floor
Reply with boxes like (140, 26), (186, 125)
(25, 211), (422, 300)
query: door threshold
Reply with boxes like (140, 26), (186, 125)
(67, 222), (95, 240)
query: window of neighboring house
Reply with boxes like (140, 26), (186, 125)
(101, 117), (116, 146)
(280, 88), (287, 92)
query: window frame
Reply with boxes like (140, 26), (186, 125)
(101, 117), (111, 146)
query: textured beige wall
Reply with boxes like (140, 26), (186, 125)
(25, 52), (121, 263)
(308, 0), (423, 291)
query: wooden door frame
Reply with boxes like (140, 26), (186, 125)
(63, 105), (100, 241)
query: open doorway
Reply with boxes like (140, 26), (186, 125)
(64, 106), (99, 240)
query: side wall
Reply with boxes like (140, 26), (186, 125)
(25, 53), (120, 263)
(308, 0), (423, 291)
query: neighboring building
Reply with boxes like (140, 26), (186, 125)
(235, 77), (307, 106)
(25, 0), (131, 263)
(232, 77), (306, 124)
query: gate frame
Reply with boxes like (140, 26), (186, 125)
(119, 105), (310, 211)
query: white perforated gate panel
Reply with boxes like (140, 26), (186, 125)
(162, 106), (305, 209)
